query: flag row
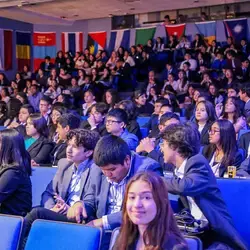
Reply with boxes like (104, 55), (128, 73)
(0, 18), (248, 71)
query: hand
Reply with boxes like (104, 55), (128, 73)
(67, 202), (87, 223)
(140, 137), (155, 153)
(86, 218), (103, 228)
(87, 114), (96, 129)
(215, 103), (223, 118)
(31, 160), (39, 166)
(50, 202), (69, 214)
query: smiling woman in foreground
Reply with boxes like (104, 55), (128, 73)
(113, 171), (187, 250)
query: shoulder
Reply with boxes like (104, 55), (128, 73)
(133, 153), (160, 170)
(57, 158), (72, 171)
(186, 154), (210, 171)
(0, 166), (22, 179)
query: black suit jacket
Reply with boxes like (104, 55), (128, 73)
(239, 132), (250, 154)
(80, 120), (107, 137)
(50, 142), (67, 166)
(165, 154), (247, 249)
(41, 158), (93, 208)
(0, 167), (31, 216)
(27, 136), (54, 165)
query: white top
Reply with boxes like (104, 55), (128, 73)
(175, 159), (207, 221)
(209, 153), (220, 177)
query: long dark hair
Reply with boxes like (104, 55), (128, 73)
(28, 113), (49, 138)
(113, 172), (186, 250)
(222, 96), (242, 124)
(205, 120), (237, 168)
(0, 129), (31, 175)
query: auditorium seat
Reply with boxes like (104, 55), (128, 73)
(25, 220), (102, 250)
(136, 117), (150, 127)
(217, 178), (250, 248)
(0, 214), (23, 250)
(109, 227), (203, 250)
(30, 167), (57, 207)
(140, 127), (149, 139)
(81, 116), (88, 121)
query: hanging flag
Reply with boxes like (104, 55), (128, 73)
(165, 24), (186, 39)
(135, 27), (156, 45)
(195, 21), (216, 45)
(61, 32), (83, 55)
(3, 30), (13, 70)
(16, 31), (31, 71)
(224, 18), (248, 42)
(87, 31), (106, 55)
(33, 32), (56, 71)
(108, 29), (130, 52)
(0, 30), (3, 70)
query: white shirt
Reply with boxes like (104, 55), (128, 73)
(175, 159), (207, 221)
(180, 59), (197, 71)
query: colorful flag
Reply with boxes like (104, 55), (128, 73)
(61, 32), (83, 55)
(195, 21), (216, 45)
(135, 27), (156, 45)
(87, 31), (106, 55)
(33, 32), (56, 71)
(224, 18), (248, 42)
(165, 24), (186, 39)
(3, 30), (13, 70)
(108, 29), (130, 52)
(16, 31), (31, 71)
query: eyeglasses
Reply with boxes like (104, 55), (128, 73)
(208, 129), (220, 135)
(105, 119), (122, 125)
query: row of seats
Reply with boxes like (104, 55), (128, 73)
(0, 215), (202, 250)
(30, 167), (250, 248)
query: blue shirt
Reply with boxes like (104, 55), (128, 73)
(120, 129), (139, 151)
(28, 92), (43, 112)
(66, 160), (89, 207)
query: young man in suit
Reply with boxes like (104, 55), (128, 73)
(160, 123), (247, 250)
(20, 129), (100, 247)
(66, 135), (162, 249)
(239, 83), (250, 117)
(50, 113), (81, 166)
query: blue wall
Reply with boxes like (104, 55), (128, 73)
(0, 17), (33, 80)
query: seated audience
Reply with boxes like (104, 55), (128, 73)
(161, 123), (247, 249)
(134, 90), (154, 116)
(0, 101), (7, 126)
(0, 129), (31, 216)
(82, 90), (96, 116)
(25, 113), (54, 166)
(104, 89), (119, 111)
(113, 172), (187, 250)
(105, 108), (139, 151)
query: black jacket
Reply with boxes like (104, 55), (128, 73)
(27, 136), (54, 165)
(80, 120), (108, 137)
(50, 142), (67, 166)
(0, 167), (31, 216)
(127, 120), (142, 140)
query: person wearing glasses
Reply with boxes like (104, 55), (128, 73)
(105, 108), (139, 151)
(202, 120), (244, 177)
(160, 123), (247, 249)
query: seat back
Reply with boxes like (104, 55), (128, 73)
(140, 127), (149, 139)
(109, 227), (120, 250)
(30, 167), (57, 207)
(136, 117), (150, 127)
(25, 220), (102, 250)
(217, 178), (250, 248)
(185, 236), (203, 250)
(0, 215), (23, 250)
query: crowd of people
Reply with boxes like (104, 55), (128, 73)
(0, 32), (250, 249)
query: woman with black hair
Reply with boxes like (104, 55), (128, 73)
(16, 92), (28, 105)
(202, 120), (244, 177)
(0, 129), (31, 216)
(134, 90), (154, 116)
(191, 33), (206, 51)
(15, 72), (26, 92)
(104, 89), (119, 111)
(195, 100), (217, 146)
(0, 101), (7, 126)
(0, 87), (10, 103)
(208, 83), (224, 105)
(55, 50), (66, 69)
(0, 73), (10, 86)
(25, 113), (54, 166)
(118, 100), (142, 140)
(22, 65), (32, 80)
(153, 37), (165, 52)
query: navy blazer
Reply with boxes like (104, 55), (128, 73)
(0, 167), (31, 216)
(165, 154), (247, 250)
(27, 136), (54, 165)
(41, 158), (94, 209)
(83, 152), (163, 229)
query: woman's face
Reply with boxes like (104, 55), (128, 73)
(209, 122), (221, 144)
(203, 74), (210, 81)
(0, 74), (3, 80)
(92, 69), (97, 76)
(225, 98), (236, 113)
(57, 95), (64, 103)
(51, 69), (56, 76)
(178, 71), (184, 79)
(1, 89), (6, 97)
(105, 91), (113, 105)
(16, 73), (21, 80)
(209, 85), (216, 95)
(188, 86), (195, 96)
(51, 110), (61, 124)
(226, 70), (233, 79)
(26, 118), (38, 137)
(78, 70), (84, 77)
(126, 180), (157, 227)
(19, 108), (30, 124)
(156, 37), (161, 43)
(193, 90), (200, 102)
(149, 88), (156, 96)
(135, 94), (146, 106)
(24, 66), (28, 72)
(195, 102), (208, 122)
(71, 78), (77, 86)
(168, 74), (174, 82)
